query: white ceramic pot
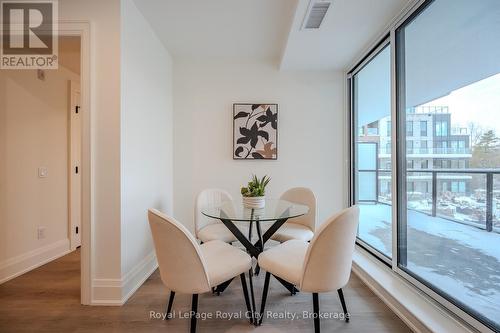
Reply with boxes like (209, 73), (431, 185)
(242, 196), (266, 209)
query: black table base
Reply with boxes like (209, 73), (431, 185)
(217, 216), (299, 325)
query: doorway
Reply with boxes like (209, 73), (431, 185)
(0, 36), (81, 272)
(0, 23), (91, 305)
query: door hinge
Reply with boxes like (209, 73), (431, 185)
(75, 106), (80, 114)
(75, 166), (79, 174)
(76, 226), (79, 234)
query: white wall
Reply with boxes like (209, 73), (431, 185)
(58, 0), (122, 301)
(173, 60), (345, 230)
(1, 0), (174, 303)
(120, 0), (174, 299)
(0, 65), (79, 282)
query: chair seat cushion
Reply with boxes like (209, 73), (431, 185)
(200, 240), (252, 287)
(271, 223), (314, 243)
(198, 223), (238, 243)
(258, 240), (309, 286)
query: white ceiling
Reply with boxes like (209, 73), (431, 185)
(133, 0), (297, 62)
(280, 0), (411, 70)
(133, 0), (411, 70)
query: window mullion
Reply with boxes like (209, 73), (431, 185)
(390, 27), (398, 271)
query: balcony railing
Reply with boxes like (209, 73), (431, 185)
(378, 147), (471, 155)
(407, 105), (449, 114)
(358, 168), (500, 232)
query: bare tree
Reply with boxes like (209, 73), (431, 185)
(467, 122), (486, 146)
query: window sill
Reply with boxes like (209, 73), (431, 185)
(352, 245), (475, 333)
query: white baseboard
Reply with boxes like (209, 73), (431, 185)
(121, 251), (158, 304)
(0, 238), (157, 307)
(352, 246), (473, 333)
(91, 251), (158, 306)
(92, 278), (123, 306)
(0, 239), (71, 284)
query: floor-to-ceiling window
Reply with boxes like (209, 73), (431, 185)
(351, 42), (392, 259)
(349, 0), (500, 331)
(397, 0), (500, 329)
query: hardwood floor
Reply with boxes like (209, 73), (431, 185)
(0, 249), (411, 333)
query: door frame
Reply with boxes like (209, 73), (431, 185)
(59, 21), (92, 305)
(69, 79), (81, 250)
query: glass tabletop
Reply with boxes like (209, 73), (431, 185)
(201, 199), (309, 222)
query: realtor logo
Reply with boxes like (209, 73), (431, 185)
(1, 0), (58, 69)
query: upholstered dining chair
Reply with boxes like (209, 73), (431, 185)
(148, 209), (253, 333)
(195, 189), (237, 244)
(271, 187), (317, 243)
(258, 206), (359, 332)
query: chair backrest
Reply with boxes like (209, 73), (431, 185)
(299, 206), (359, 293)
(280, 187), (317, 231)
(148, 209), (211, 294)
(195, 189), (233, 237)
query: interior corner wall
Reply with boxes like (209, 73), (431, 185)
(173, 60), (345, 232)
(58, 0), (122, 303)
(120, 0), (174, 301)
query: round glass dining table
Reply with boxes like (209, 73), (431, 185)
(201, 199), (309, 298)
(201, 199), (309, 258)
(201, 198), (309, 222)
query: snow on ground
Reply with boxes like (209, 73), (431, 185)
(358, 203), (500, 327)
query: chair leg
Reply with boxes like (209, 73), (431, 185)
(248, 269), (257, 325)
(313, 293), (320, 333)
(273, 274), (298, 295)
(165, 291), (175, 320)
(240, 273), (253, 324)
(259, 272), (271, 326)
(191, 294), (198, 333)
(337, 288), (349, 322)
(213, 277), (234, 296)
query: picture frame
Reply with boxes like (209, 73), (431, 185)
(233, 103), (278, 160)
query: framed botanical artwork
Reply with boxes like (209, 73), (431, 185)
(233, 103), (278, 160)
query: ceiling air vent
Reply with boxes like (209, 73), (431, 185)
(302, 0), (332, 30)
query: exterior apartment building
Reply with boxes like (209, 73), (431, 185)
(359, 106), (472, 202)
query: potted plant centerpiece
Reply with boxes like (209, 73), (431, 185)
(241, 175), (270, 209)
